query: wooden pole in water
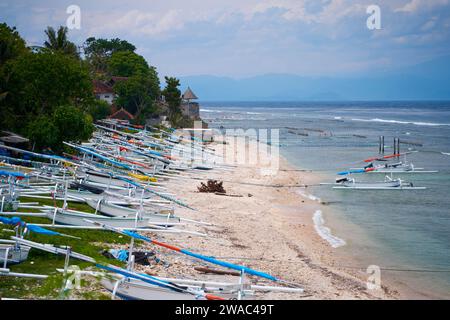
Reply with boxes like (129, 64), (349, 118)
(379, 136), (385, 154)
(378, 136), (381, 154)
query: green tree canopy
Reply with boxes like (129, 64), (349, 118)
(51, 105), (93, 142)
(146, 66), (161, 101)
(161, 76), (182, 122)
(0, 23), (186, 150)
(87, 99), (112, 121)
(84, 37), (136, 57)
(0, 23), (29, 106)
(26, 105), (93, 151)
(108, 51), (150, 77)
(1, 25), (96, 152)
(114, 74), (157, 120)
(83, 37), (136, 74)
(108, 51), (161, 123)
(1, 51), (93, 131)
(0, 23), (28, 66)
(25, 115), (59, 150)
(43, 26), (78, 58)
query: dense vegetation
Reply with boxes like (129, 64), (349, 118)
(0, 23), (185, 151)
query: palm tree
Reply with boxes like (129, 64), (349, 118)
(44, 26), (78, 57)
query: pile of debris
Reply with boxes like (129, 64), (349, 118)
(197, 180), (226, 194)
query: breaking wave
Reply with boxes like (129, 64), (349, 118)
(351, 118), (450, 127)
(200, 108), (224, 113)
(313, 210), (346, 248)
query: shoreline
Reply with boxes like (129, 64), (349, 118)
(85, 134), (448, 300)
(285, 157), (449, 300)
(278, 153), (448, 300)
(138, 138), (404, 299)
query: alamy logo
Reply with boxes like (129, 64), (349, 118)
(64, 265), (81, 290)
(170, 121), (280, 175)
(66, 5), (81, 30)
(366, 265), (381, 290)
(366, 5), (381, 30)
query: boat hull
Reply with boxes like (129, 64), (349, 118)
(0, 245), (31, 265)
(333, 185), (426, 190)
(333, 178), (426, 190)
(46, 210), (152, 228)
(101, 278), (198, 300)
(85, 199), (180, 224)
(85, 172), (134, 188)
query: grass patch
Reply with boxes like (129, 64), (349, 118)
(19, 196), (96, 213)
(0, 197), (137, 299)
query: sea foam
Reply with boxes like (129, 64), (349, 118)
(297, 190), (321, 203)
(312, 210), (346, 248)
(351, 118), (450, 127)
(200, 109), (223, 113)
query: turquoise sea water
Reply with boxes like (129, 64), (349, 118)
(200, 101), (450, 298)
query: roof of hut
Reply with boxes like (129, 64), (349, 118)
(182, 87), (198, 100)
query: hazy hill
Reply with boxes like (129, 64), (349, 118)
(178, 55), (450, 101)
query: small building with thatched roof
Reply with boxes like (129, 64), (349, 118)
(182, 87), (198, 101)
(180, 87), (200, 119)
(108, 107), (135, 121)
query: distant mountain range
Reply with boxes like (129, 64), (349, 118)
(178, 55), (450, 101)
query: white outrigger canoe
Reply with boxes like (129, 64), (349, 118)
(19, 189), (151, 207)
(100, 277), (258, 300)
(68, 269), (304, 300)
(77, 169), (163, 189)
(85, 199), (178, 223)
(332, 177), (426, 190)
(352, 162), (438, 174)
(0, 240), (31, 266)
(43, 208), (180, 228)
(100, 277), (198, 300)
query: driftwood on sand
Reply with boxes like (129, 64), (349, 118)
(194, 266), (240, 276)
(198, 180), (226, 193)
(215, 192), (243, 197)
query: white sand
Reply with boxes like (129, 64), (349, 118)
(131, 138), (403, 299)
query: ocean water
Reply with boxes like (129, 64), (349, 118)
(200, 101), (450, 298)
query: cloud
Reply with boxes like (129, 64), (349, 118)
(395, 0), (449, 13)
(395, 0), (422, 13)
(242, 0), (366, 24)
(421, 17), (438, 31)
(1, 0), (450, 77)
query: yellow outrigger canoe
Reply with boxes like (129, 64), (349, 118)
(128, 172), (158, 182)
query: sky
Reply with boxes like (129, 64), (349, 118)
(1, 0), (450, 79)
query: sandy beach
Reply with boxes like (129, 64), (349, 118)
(126, 137), (405, 300)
